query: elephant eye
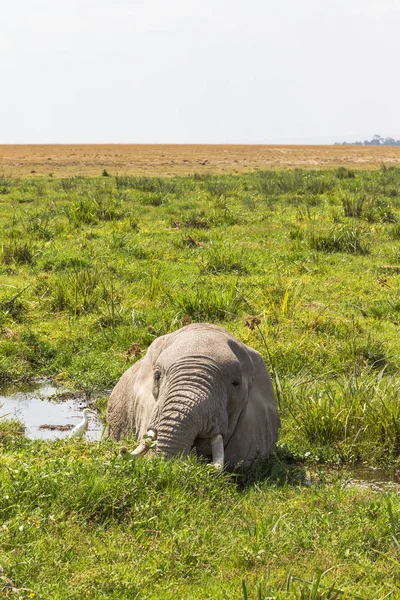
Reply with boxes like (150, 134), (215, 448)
(154, 370), (161, 382)
(232, 378), (241, 388)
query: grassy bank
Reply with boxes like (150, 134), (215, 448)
(1, 168), (399, 464)
(1, 425), (400, 599)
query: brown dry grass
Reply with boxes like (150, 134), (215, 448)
(1, 144), (400, 177)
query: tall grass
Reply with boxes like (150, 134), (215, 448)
(280, 370), (400, 462)
(307, 224), (370, 254)
(116, 175), (183, 196)
(171, 212), (210, 229)
(0, 173), (12, 195)
(0, 287), (28, 321)
(390, 222), (400, 240)
(1, 239), (37, 265)
(140, 192), (167, 206)
(66, 186), (125, 225)
(51, 266), (123, 321)
(201, 242), (246, 274)
(171, 283), (244, 321)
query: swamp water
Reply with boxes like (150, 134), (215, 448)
(305, 465), (400, 492)
(0, 380), (103, 440)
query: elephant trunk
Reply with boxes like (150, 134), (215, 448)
(154, 396), (226, 469)
(156, 425), (224, 470)
(140, 359), (227, 468)
(154, 396), (200, 458)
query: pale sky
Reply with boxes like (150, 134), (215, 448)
(2, 0), (400, 144)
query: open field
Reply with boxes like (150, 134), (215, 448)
(1, 168), (400, 598)
(2, 144), (400, 177)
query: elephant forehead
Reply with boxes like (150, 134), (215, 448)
(158, 332), (241, 368)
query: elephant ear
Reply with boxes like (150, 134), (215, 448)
(224, 345), (280, 467)
(107, 332), (177, 440)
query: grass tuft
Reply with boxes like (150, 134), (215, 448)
(307, 224), (370, 254)
(66, 186), (125, 225)
(52, 267), (104, 316)
(201, 242), (246, 274)
(1, 239), (36, 265)
(171, 283), (244, 321)
(390, 222), (400, 240)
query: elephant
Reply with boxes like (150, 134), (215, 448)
(107, 323), (280, 469)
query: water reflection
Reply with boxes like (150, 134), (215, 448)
(305, 465), (400, 490)
(0, 380), (103, 440)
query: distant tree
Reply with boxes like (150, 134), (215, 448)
(337, 134), (400, 146)
(371, 134), (381, 145)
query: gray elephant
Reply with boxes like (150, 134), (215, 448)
(107, 323), (280, 469)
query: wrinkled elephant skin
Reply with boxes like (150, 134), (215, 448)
(107, 323), (280, 468)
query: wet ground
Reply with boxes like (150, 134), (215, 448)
(0, 380), (103, 440)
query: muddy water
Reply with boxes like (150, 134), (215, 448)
(347, 466), (400, 485)
(305, 465), (400, 491)
(0, 380), (103, 440)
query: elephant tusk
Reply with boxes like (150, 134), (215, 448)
(131, 429), (157, 457)
(146, 429), (157, 441)
(120, 430), (157, 458)
(131, 442), (150, 456)
(211, 434), (224, 471)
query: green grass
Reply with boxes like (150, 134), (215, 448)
(1, 168), (400, 598)
(1, 429), (400, 599)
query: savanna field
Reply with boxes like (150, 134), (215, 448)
(1, 163), (400, 598)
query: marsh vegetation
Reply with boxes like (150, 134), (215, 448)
(1, 168), (400, 598)
(1, 168), (399, 464)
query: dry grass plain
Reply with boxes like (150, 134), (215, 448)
(2, 144), (400, 177)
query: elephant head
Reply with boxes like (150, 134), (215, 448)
(107, 323), (280, 469)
